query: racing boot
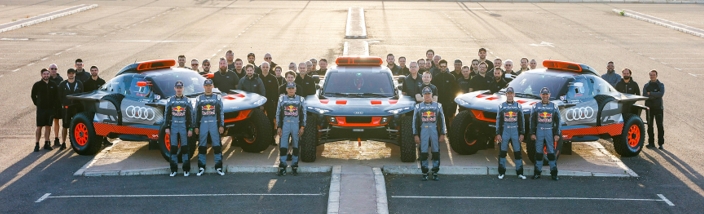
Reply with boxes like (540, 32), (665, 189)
(60, 142), (67, 150)
(34, 142), (39, 152)
(551, 169), (559, 181)
(291, 164), (299, 176)
(169, 171), (177, 177)
(432, 172), (439, 181)
(278, 163), (287, 176)
(532, 169), (541, 180)
(216, 168), (225, 176)
(53, 138), (60, 147)
(421, 173), (428, 181)
(43, 141), (53, 151)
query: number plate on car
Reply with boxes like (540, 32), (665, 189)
(353, 129), (364, 132)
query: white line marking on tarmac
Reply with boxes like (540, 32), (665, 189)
(41, 57), (48, 61)
(27, 63), (35, 66)
(392, 195), (674, 206)
(12, 68), (19, 72)
(37, 193), (322, 203)
(55, 52), (62, 55)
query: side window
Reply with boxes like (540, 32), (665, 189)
(127, 76), (152, 99)
(590, 76), (614, 95)
(105, 76), (123, 92)
(565, 76), (593, 101)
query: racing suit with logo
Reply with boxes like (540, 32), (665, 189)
(275, 94), (306, 170)
(195, 93), (224, 170)
(496, 101), (525, 176)
(530, 102), (561, 177)
(164, 95), (193, 173)
(413, 101), (447, 176)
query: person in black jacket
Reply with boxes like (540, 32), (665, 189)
(402, 62), (422, 100)
(212, 58), (239, 94)
(237, 64), (266, 96)
(295, 62), (316, 97)
(279, 71), (303, 96)
(614, 68), (640, 95)
(74, 59), (91, 83)
(58, 68), (84, 150)
(489, 68), (508, 93)
(48, 63), (63, 146)
(431, 59), (459, 127)
(260, 62), (281, 144)
(83, 66), (106, 92)
(31, 68), (59, 152)
(643, 70), (665, 149)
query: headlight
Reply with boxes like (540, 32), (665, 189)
(307, 106), (331, 114)
(252, 98), (266, 106)
(386, 106), (411, 114)
(455, 99), (469, 105)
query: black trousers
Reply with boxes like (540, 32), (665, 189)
(647, 109), (664, 145)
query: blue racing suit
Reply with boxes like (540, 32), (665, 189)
(496, 101), (525, 176)
(276, 94), (306, 167)
(412, 101), (446, 174)
(164, 95), (193, 173)
(530, 101), (561, 175)
(195, 93), (224, 169)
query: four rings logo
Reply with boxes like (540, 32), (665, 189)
(565, 107), (595, 121)
(125, 106), (156, 120)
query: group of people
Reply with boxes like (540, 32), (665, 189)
(31, 59), (108, 152)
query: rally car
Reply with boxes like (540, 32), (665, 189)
(66, 59), (271, 162)
(450, 60), (649, 163)
(300, 56), (418, 162)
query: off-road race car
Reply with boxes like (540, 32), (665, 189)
(450, 60), (650, 163)
(300, 56), (418, 162)
(67, 59), (271, 162)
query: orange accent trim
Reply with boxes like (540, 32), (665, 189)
(335, 56), (383, 66)
(136, 59), (176, 71)
(543, 60), (583, 72)
(223, 95), (237, 100)
(235, 93), (245, 98)
(515, 100), (527, 104)
(561, 123), (624, 140)
(224, 109), (252, 123)
(320, 99), (329, 104)
(93, 123), (160, 140)
(371, 100), (382, 105)
(334, 116), (387, 127)
(389, 100), (398, 104)
(206, 73), (214, 79)
(471, 110), (496, 123)
(486, 96), (499, 101)
(476, 94), (486, 98)
(336, 100), (347, 105)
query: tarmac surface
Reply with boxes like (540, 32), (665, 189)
(1, 1), (704, 213)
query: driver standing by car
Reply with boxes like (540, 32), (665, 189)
(194, 79), (225, 176)
(58, 68), (84, 150)
(413, 86), (447, 181)
(530, 87), (561, 181)
(276, 82), (306, 176)
(495, 87), (526, 180)
(164, 81), (194, 177)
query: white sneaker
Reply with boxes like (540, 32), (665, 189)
(169, 172), (177, 177)
(518, 175), (527, 180)
(184, 171), (190, 177)
(216, 168), (225, 176)
(498, 174), (505, 179)
(197, 168), (205, 176)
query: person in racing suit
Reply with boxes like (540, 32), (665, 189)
(495, 87), (526, 180)
(413, 86), (447, 181)
(194, 79), (225, 176)
(276, 82), (307, 176)
(530, 87), (561, 181)
(164, 81), (194, 177)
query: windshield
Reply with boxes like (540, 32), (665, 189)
(148, 71), (206, 97)
(322, 72), (395, 97)
(507, 72), (570, 100)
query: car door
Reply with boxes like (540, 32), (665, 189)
(560, 76), (598, 126)
(120, 75), (164, 125)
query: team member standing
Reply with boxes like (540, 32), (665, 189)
(401, 62), (422, 98)
(386, 53), (401, 75)
(83, 66), (106, 92)
(469, 62), (492, 92)
(31, 68), (59, 152)
(457, 66), (472, 94)
(260, 62), (281, 145)
(177, 55), (187, 68)
(615, 68), (640, 95)
(295, 62), (316, 97)
(274, 66), (285, 86)
(190, 59), (200, 72)
(164, 81), (194, 177)
(276, 83), (307, 176)
(194, 79), (225, 176)
(237, 64), (266, 96)
(478, 48), (494, 73)
(451, 59), (463, 80)
(58, 68), (84, 150)
(263, 53), (277, 73)
(489, 68), (508, 93)
(200, 59), (211, 76)
(495, 87), (526, 179)
(212, 58), (239, 94)
(529, 59), (537, 70)
(530, 87), (561, 181)
(317, 59), (329, 76)
(74, 59), (91, 83)
(415, 72), (438, 103)
(413, 86), (447, 181)
(398, 57), (410, 76)
(48, 64), (63, 147)
(279, 71), (303, 96)
(643, 70), (665, 149)
(601, 61), (621, 87)
(431, 59), (459, 127)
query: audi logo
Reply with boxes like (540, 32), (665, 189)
(565, 106), (595, 121)
(125, 106), (156, 120)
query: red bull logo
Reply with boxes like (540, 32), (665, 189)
(422, 110), (436, 122)
(284, 105), (298, 116)
(538, 111), (552, 123)
(201, 104), (216, 115)
(504, 111), (517, 122)
(172, 105), (186, 117)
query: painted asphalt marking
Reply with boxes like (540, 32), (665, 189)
(12, 68), (19, 72)
(37, 193), (323, 203)
(327, 165), (341, 214)
(27, 63), (35, 67)
(392, 194), (674, 206)
(0, 4), (98, 34)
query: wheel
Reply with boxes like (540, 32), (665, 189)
(399, 116), (416, 162)
(158, 126), (197, 162)
(448, 110), (480, 155)
(239, 108), (272, 153)
(101, 94), (124, 125)
(70, 112), (102, 155)
(613, 115), (645, 157)
(300, 114), (318, 162)
(526, 138), (562, 165)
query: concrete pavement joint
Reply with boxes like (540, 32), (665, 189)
(327, 165), (341, 214)
(0, 4), (98, 34)
(373, 167), (389, 214)
(613, 9), (704, 38)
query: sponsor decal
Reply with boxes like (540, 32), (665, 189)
(172, 105), (186, 117)
(504, 111), (518, 122)
(125, 106), (156, 120)
(422, 110), (436, 122)
(565, 107), (595, 121)
(284, 105), (298, 116)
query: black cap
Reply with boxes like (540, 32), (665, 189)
(505, 87), (514, 93)
(422, 86), (433, 94)
(203, 79), (213, 85)
(286, 82), (296, 89)
(540, 87), (550, 94)
(174, 81), (184, 88)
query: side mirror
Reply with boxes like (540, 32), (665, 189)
(312, 75), (320, 84)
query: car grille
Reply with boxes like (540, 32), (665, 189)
(345, 116), (372, 123)
(225, 111), (240, 119)
(483, 111), (497, 119)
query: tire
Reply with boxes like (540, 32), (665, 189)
(613, 115), (645, 157)
(239, 108), (272, 153)
(399, 116), (416, 162)
(448, 110), (479, 155)
(158, 126), (197, 162)
(101, 94), (124, 125)
(70, 112), (102, 155)
(526, 138), (562, 165)
(300, 114), (318, 162)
